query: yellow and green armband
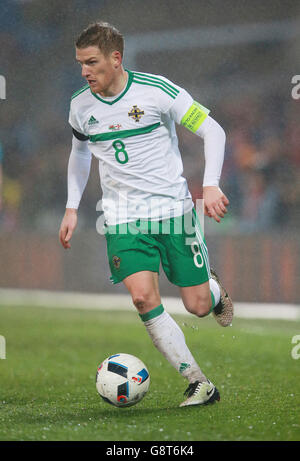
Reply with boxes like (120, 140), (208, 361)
(180, 101), (210, 133)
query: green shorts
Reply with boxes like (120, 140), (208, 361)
(104, 208), (211, 287)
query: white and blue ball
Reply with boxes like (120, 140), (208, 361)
(96, 353), (150, 407)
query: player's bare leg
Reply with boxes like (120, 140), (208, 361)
(123, 270), (161, 315)
(180, 275), (233, 327)
(180, 280), (212, 317)
(123, 270), (212, 394)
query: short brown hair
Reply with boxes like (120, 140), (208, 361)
(76, 22), (124, 57)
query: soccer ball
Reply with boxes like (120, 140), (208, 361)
(96, 353), (150, 407)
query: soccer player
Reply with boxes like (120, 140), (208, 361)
(59, 22), (233, 407)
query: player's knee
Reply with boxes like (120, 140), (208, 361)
(132, 293), (157, 314)
(133, 295), (147, 312)
(185, 295), (212, 318)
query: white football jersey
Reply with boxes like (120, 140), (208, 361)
(69, 70), (209, 224)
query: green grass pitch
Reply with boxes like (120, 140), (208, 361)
(0, 303), (299, 441)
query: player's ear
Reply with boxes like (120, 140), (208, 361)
(111, 50), (122, 68)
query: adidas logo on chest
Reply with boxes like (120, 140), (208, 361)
(88, 115), (99, 126)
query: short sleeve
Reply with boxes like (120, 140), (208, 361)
(160, 79), (210, 130)
(68, 100), (87, 135)
(150, 75), (194, 123)
(167, 88), (194, 124)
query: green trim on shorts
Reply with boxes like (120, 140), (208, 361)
(192, 208), (211, 276)
(104, 210), (210, 287)
(139, 304), (164, 322)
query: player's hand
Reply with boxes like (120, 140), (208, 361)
(59, 208), (78, 249)
(203, 186), (229, 223)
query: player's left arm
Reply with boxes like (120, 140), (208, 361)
(158, 79), (229, 222)
(191, 113), (229, 223)
(172, 96), (229, 223)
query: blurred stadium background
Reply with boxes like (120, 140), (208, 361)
(0, 0), (299, 307)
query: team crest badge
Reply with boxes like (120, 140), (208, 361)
(128, 105), (144, 122)
(112, 255), (121, 270)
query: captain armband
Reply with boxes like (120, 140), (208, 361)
(180, 101), (210, 133)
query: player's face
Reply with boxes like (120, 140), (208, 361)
(76, 46), (120, 96)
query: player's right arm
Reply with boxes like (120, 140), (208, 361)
(59, 133), (92, 249)
(59, 207), (78, 249)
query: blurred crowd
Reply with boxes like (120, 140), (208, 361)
(186, 93), (300, 233)
(0, 0), (299, 235)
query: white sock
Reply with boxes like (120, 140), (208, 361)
(140, 305), (207, 383)
(209, 277), (221, 308)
